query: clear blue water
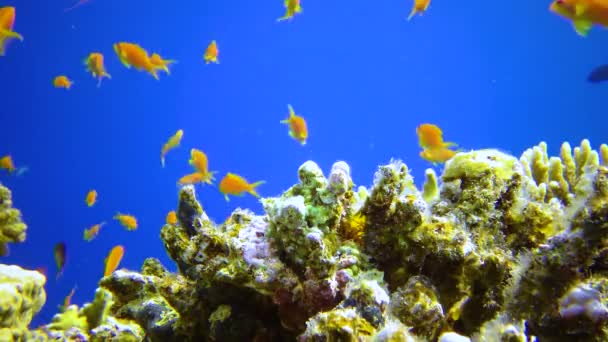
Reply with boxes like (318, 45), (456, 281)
(0, 0), (606, 326)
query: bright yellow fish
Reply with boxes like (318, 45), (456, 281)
(278, 0), (302, 21)
(204, 40), (219, 64)
(85, 189), (97, 207)
(83, 222), (105, 241)
(189, 148), (216, 184)
(166, 211), (177, 225)
(104, 245), (124, 277)
(280, 104), (308, 145)
(161, 129), (183, 167)
(114, 213), (138, 231)
(219, 173), (265, 201)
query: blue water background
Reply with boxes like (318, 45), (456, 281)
(0, 0), (606, 326)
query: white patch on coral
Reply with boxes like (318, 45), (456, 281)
(559, 284), (608, 322)
(236, 216), (271, 268)
(278, 195), (307, 217)
(439, 332), (471, 342)
(363, 280), (390, 306)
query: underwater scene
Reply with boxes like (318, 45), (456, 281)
(1, 0), (608, 341)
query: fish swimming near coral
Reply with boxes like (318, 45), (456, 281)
(85, 189), (97, 207)
(278, 0), (302, 22)
(178, 172), (206, 186)
(60, 286), (77, 312)
(84, 52), (111, 87)
(204, 40), (219, 64)
(408, 0), (431, 21)
(53, 75), (73, 89)
(281, 104), (308, 145)
(549, 0), (608, 36)
(114, 42), (159, 80)
(161, 129), (183, 167)
(0, 155), (27, 176)
(0, 6), (23, 56)
(420, 146), (459, 164)
(416, 123), (456, 150)
(104, 245), (124, 277)
(189, 148), (216, 184)
(83, 222), (105, 241)
(54, 242), (67, 279)
(588, 64), (608, 83)
(114, 213), (138, 231)
(150, 53), (176, 75)
(219, 172), (265, 201)
(166, 211), (177, 225)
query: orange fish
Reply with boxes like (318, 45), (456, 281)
(420, 146), (458, 164)
(161, 129), (183, 167)
(550, 0), (608, 36)
(416, 123), (456, 150)
(189, 148), (216, 184)
(408, 0), (431, 20)
(150, 53), (176, 75)
(53, 75), (73, 89)
(166, 211), (177, 225)
(83, 222), (105, 241)
(85, 189), (97, 207)
(104, 245), (124, 277)
(114, 213), (138, 231)
(219, 173), (265, 201)
(178, 172), (205, 186)
(84, 52), (111, 87)
(204, 40), (219, 64)
(0, 6), (23, 56)
(54, 242), (67, 279)
(114, 42), (159, 80)
(278, 0), (302, 21)
(0, 155), (16, 173)
(60, 286), (77, 311)
(281, 104), (308, 145)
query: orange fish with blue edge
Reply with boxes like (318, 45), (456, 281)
(114, 213), (137, 231)
(0, 6), (23, 56)
(84, 52), (111, 87)
(166, 211), (177, 225)
(550, 0), (608, 36)
(189, 148), (216, 184)
(114, 42), (159, 80)
(219, 173), (265, 201)
(161, 129), (183, 167)
(150, 53), (176, 75)
(85, 189), (97, 207)
(278, 0), (302, 21)
(104, 245), (124, 277)
(204, 40), (219, 64)
(53, 75), (73, 89)
(408, 0), (431, 21)
(281, 104), (308, 145)
(416, 123), (456, 150)
(83, 222), (105, 241)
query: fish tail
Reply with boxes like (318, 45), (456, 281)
(407, 8), (418, 21)
(249, 181), (266, 198)
(161, 157), (166, 168)
(0, 29), (24, 41)
(224, 194), (230, 202)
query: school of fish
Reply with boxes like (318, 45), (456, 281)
(1, 0), (604, 309)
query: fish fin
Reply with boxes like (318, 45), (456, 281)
(442, 141), (457, 148)
(575, 3), (588, 16)
(224, 194), (230, 202)
(407, 8), (418, 21)
(573, 19), (592, 36)
(0, 29), (23, 41)
(161, 157), (165, 168)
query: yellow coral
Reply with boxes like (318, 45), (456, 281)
(339, 211), (366, 244)
(0, 183), (27, 256)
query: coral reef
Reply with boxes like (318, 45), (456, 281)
(2, 140), (608, 341)
(0, 182), (27, 256)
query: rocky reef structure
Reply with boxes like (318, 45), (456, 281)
(0, 182), (27, 256)
(1, 139), (607, 341)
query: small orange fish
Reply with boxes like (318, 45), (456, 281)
(114, 213), (138, 231)
(416, 123), (456, 150)
(114, 42), (159, 80)
(166, 211), (177, 225)
(104, 245), (124, 277)
(550, 0), (608, 36)
(53, 75), (73, 89)
(278, 0), (302, 21)
(420, 146), (458, 164)
(408, 0), (431, 21)
(85, 189), (97, 207)
(150, 53), (176, 75)
(0, 155), (16, 173)
(0, 6), (23, 56)
(60, 286), (77, 311)
(54, 242), (67, 279)
(219, 173), (265, 201)
(178, 172), (205, 186)
(281, 104), (308, 145)
(204, 40), (219, 64)
(84, 52), (111, 87)
(161, 129), (184, 167)
(189, 148), (216, 184)
(83, 222), (105, 241)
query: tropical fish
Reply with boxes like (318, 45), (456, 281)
(408, 0), (431, 21)
(178, 172), (205, 186)
(204, 40), (219, 64)
(104, 245), (124, 277)
(549, 0), (608, 36)
(85, 189), (97, 207)
(0, 155), (16, 173)
(84, 52), (111, 87)
(53, 75), (73, 89)
(219, 173), (265, 201)
(161, 129), (184, 167)
(113, 42), (159, 79)
(64, 0), (92, 12)
(166, 211), (177, 225)
(280, 104), (308, 145)
(278, 0), (302, 21)
(420, 146), (458, 164)
(416, 123), (456, 150)
(588, 64), (608, 83)
(189, 148), (216, 184)
(83, 222), (105, 241)
(150, 53), (176, 75)
(0, 6), (23, 56)
(54, 242), (67, 279)
(114, 213), (138, 231)
(60, 286), (77, 312)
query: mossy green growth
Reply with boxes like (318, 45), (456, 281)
(0, 264), (46, 330)
(46, 305), (88, 332)
(80, 288), (114, 330)
(300, 307), (376, 341)
(0, 183), (27, 256)
(422, 168), (439, 203)
(443, 149), (519, 182)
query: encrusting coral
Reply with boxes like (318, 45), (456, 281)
(1, 140), (608, 341)
(0, 182), (27, 256)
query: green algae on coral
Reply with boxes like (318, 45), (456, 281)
(0, 183), (27, 256)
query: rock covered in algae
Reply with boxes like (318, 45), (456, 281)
(0, 183), (27, 256)
(0, 264), (46, 337)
